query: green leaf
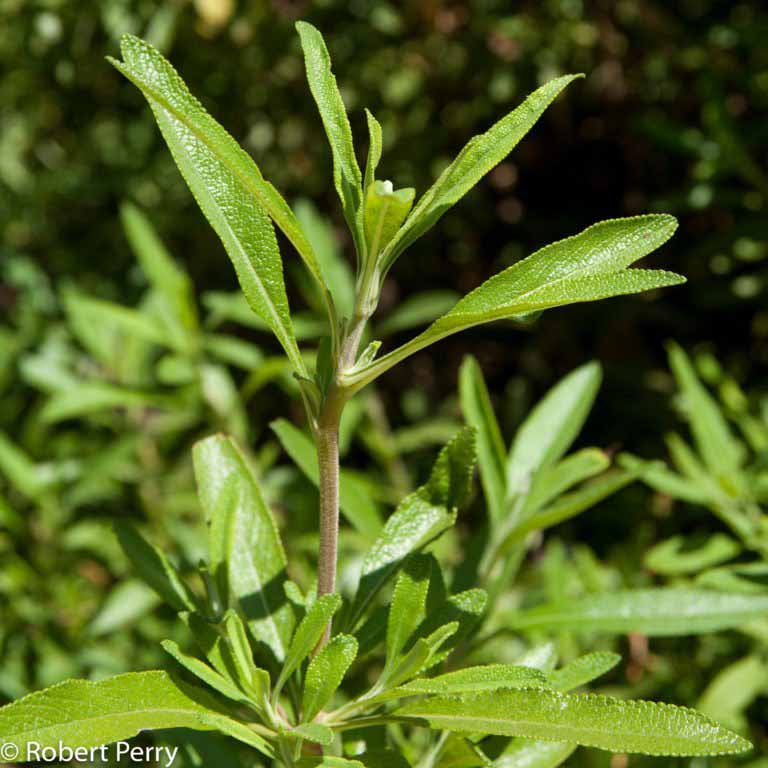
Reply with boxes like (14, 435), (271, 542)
(386, 622), (459, 687)
(345, 217), (682, 391)
(491, 739), (576, 768)
(114, 521), (195, 612)
(270, 419), (382, 538)
(120, 201), (198, 347)
(386, 554), (433, 666)
(296, 21), (364, 256)
(645, 534), (741, 575)
(618, 453), (710, 504)
(110, 35), (307, 374)
(40, 384), (170, 424)
(161, 640), (248, 705)
(297, 758), (364, 768)
(222, 609), (270, 704)
(295, 198), (355, 320)
(364, 108), (383, 191)
(507, 362), (602, 497)
(509, 588), (768, 636)
(88, 580), (160, 637)
(274, 594), (342, 701)
(459, 355), (507, 526)
(521, 448), (609, 517)
(696, 562), (768, 594)
(0, 671), (273, 757)
(668, 342), (744, 477)
(503, 469), (635, 545)
(398, 665), (548, 695)
(396, 688), (750, 756)
(364, 180), (415, 259)
(548, 652), (621, 692)
(302, 634), (358, 721)
(193, 434), (293, 661)
(697, 655), (768, 723)
(381, 75), (583, 269)
(348, 427), (477, 628)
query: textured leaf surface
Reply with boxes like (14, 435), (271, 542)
(347, 217), (682, 389)
(400, 665), (548, 695)
(110, 36), (307, 373)
(386, 555), (433, 665)
(364, 108), (382, 190)
(492, 740), (576, 768)
(275, 594), (342, 698)
(349, 428), (476, 627)
(193, 435), (293, 661)
(510, 588), (768, 636)
(296, 22), (363, 254)
(459, 356), (507, 525)
(0, 671), (272, 756)
(396, 688), (750, 756)
(382, 75), (582, 268)
(548, 652), (621, 692)
(302, 634), (358, 721)
(364, 180), (415, 258)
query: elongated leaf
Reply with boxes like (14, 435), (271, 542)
(120, 202), (198, 346)
(296, 22), (364, 255)
(114, 522), (195, 612)
(291, 723), (334, 745)
(386, 555), (433, 665)
(41, 384), (170, 424)
(396, 688), (750, 756)
(507, 362), (602, 497)
(161, 640), (247, 705)
(376, 290), (461, 336)
(0, 671), (273, 756)
(618, 453), (710, 504)
(400, 665), (548, 695)
(645, 534), (741, 575)
(668, 342), (744, 477)
(382, 75), (582, 269)
(270, 419), (382, 537)
(193, 435), (293, 661)
(274, 594), (342, 699)
(509, 588), (768, 636)
(522, 448), (609, 517)
(110, 35), (308, 373)
(697, 655), (768, 723)
(302, 634), (358, 721)
(346, 217), (682, 390)
(459, 355), (507, 525)
(548, 652), (621, 692)
(348, 427), (477, 628)
(364, 108), (382, 190)
(387, 623), (459, 687)
(297, 758), (364, 768)
(504, 469), (635, 545)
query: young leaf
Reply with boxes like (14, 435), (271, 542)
(396, 689), (750, 756)
(0, 671), (273, 757)
(506, 362), (602, 498)
(509, 588), (768, 636)
(271, 418), (382, 538)
(290, 723), (334, 745)
(547, 652), (621, 692)
(386, 622), (459, 687)
(459, 355), (507, 526)
(302, 634), (358, 721)
(644, 534), (741, 576)
(668, 341), (744, 478)
(386, 554), (434, 667)
(274, 594), (342, 701)
(344, 217), (682, 391)
(296, 22), (364, 256)
(364, 180), (415, 259)
(193, 435), (294, 662)
(109, 35), (308, 374)
(381, 75), (583, 269)
(114, 521), (195, 612)
(364, 108), (383, 191)
(348, 427), (477, 628)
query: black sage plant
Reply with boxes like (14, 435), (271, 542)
(0, 21), (757, 768)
